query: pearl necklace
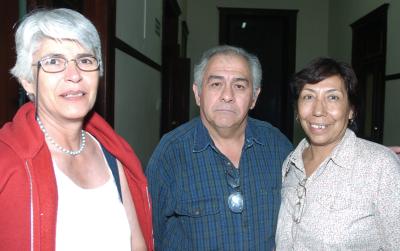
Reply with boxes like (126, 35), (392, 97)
(36, 117), (86, 156)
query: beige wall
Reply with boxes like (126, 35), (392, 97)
(384, 80), (400, 145)
(114, 50), (161, 165)
(115, 0), (162, 165)
(116, 0), (162, 64)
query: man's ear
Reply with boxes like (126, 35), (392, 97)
(192, 83), (201, 106)
(20, 78), (36, 95)
(250, 88), (261, 110)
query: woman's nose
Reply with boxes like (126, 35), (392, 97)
(64, 60), (82, 83)
(313, 98), (326, 116)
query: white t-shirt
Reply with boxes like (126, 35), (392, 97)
(53, 140), (131, 251)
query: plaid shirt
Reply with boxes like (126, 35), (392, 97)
(146, 117), (292, 251)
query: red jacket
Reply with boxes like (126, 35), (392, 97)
(0, 102), (154, 251)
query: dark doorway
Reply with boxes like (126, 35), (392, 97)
(161, 0), (191, 135)
(351, 4), (388, 143)
(0, 2), (19, 127)
(219, 8), (297, 140)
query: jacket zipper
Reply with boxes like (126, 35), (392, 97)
(146, 186), (154, 248)
(146, 186), (151, 210)
(24, 160), (34, 251)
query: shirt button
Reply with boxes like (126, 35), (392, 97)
(226, 162), (231, 166)
(194, 209), (200, 216)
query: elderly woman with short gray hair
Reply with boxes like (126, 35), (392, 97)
(0, 8), (153, 251)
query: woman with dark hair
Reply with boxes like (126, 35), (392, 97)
(275, 57), (400, 250)
(0, 8), (153, 251)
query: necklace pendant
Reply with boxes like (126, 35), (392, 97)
(228, 191), (244, 213)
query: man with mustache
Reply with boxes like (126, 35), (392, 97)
(146, 45), (292, 250)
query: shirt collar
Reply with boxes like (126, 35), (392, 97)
(192, 117), (265, 153)
(193, 117), (213, 152)
(245, 118), (267, 147)
(288, 128), (356, 170)
(286, 138), (307, 171)
(328, 129), (357, 169)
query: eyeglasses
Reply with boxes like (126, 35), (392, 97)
(226, 168), (244, 213)
(293, 178), (307, 223)
(32, 55), (100, 73)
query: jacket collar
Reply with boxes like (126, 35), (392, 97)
(0, 102), (44, 159)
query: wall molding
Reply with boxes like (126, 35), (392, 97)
(115, 37), (161, 72)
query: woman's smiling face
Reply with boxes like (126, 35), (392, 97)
(297, 75), (354, 148)
(21, 38), (99, 123)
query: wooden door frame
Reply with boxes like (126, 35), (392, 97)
(0, 1), (20, 126)
(26, 0), (116, 126)
(161, 0), (179, 134)
(219, 7), (297, 140)
(161, 0), (186, 135)
(351, 4), (388, 143)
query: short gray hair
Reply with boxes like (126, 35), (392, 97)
(193, 45), (262, 97)
(10, 8), (103, 82)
